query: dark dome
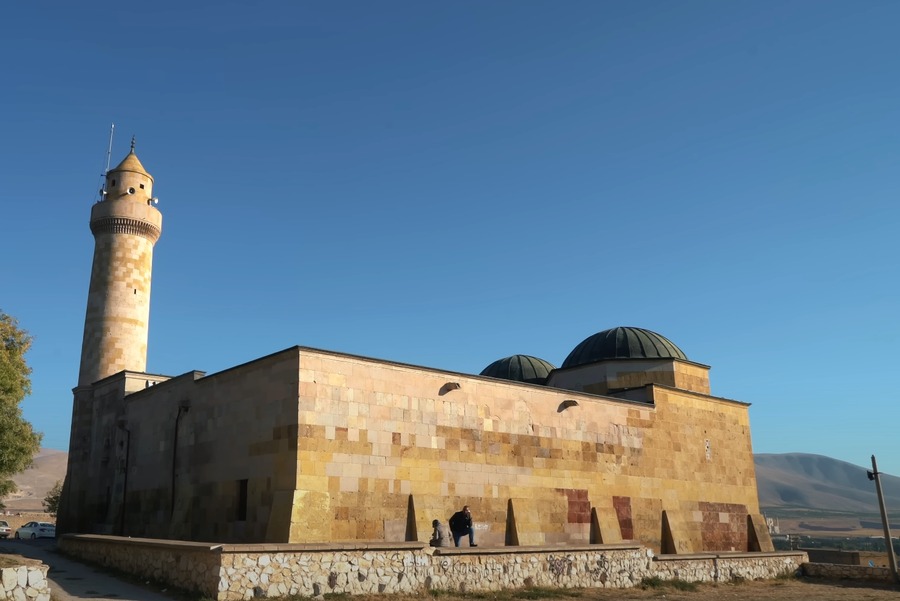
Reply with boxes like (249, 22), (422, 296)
(480, 355), (556, 384)
(561, 327), (687, 368)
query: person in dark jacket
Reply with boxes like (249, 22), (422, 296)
(448, 505), (477, 547)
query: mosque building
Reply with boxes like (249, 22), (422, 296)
(58, 147), (772, 553)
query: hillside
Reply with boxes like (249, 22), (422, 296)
(2, 448), (67, 512)
(755, 453), (900, 512)
(755, 453), (900, 534)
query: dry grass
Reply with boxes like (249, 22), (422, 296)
(183, 578), (900, 601)
(0, 555), (23, 569)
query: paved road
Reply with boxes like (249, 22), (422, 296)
(0, 538), (179, 601)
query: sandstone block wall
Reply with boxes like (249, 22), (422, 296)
(290, 349), (759, 549)
(64, 345), (760, 551)
(79, 196), (161, 387)
(120, 352), (301, 544)
(548, 359), (711, 395)
(60, 371), (176, 537)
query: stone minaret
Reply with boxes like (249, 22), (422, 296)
(77, 141), (162, 386)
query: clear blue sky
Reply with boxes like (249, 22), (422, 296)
(3, 1), (899, 477)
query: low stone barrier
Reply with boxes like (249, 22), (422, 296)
(59, 535), (808, 601)
(653, 551), (806, 583)
(802, 548), (860, 565)
(0, 561), (51, 601)
(802, 561), (897, 583)
(216, 544), (653, 597)
(58, 536), (222, 595)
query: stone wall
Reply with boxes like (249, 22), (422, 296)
(63, 344), (762, 552)
(653, 552), (806, 583)
(214, 544), (656, 598)
(59, 535), (806, 601)
(802, 548), (861, 565)
(286, 349), (759, 550)
(0, 561), (50, 601)
(802, 561), (897, 583)
(58, 537), (222, 595)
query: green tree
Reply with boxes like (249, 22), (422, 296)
(43, 480), (62, 517)
(0, 311), (43, 507)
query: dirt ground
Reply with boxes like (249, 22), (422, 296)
(290, 578), (900, 601)
(584, 579), (899, 600)
(398, 579), (900, 601)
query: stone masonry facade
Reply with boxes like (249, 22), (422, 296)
(77, 148), (161, 388)
(78, 230), (156, 384)
(63, 347), (763, 552)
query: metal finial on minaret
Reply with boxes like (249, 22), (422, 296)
(130, 135), (136, 152)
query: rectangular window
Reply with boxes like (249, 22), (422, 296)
(237, 479), (248, 521)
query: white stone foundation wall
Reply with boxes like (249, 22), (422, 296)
(652, 552), (806, 583)
(1, 564), (50, 601)
(219, 546), (655, 598)
(59, 535), (807, 601)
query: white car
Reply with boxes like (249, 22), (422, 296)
(14, 521), (55, 539)
(0, 520), (10, 538)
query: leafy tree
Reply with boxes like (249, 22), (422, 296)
(43, 480), (62, 517)
(0, 311), (43, 507)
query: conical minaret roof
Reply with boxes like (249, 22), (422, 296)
(109, 139), (152, 179)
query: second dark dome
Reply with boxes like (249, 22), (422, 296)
(480, 355), (556, 384)
(561, 327), (687, 369)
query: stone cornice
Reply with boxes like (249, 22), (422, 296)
(90, 216), (161, 243)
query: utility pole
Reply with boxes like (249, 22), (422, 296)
(868, 455), (899, 582)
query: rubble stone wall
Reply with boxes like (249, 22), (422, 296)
(652, 552), (806, 583)
(0, 563), (50, 601)
(59, 535), (807, 601)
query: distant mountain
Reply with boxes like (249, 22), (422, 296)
(755, 453), (900, 531)
(2, 448), (68, 512)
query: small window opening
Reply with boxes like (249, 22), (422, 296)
(111, 179), (116, 186)
(139, 183), (145, 189)
(133, 289), (137, 295)
(237, 479), (248, 521)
